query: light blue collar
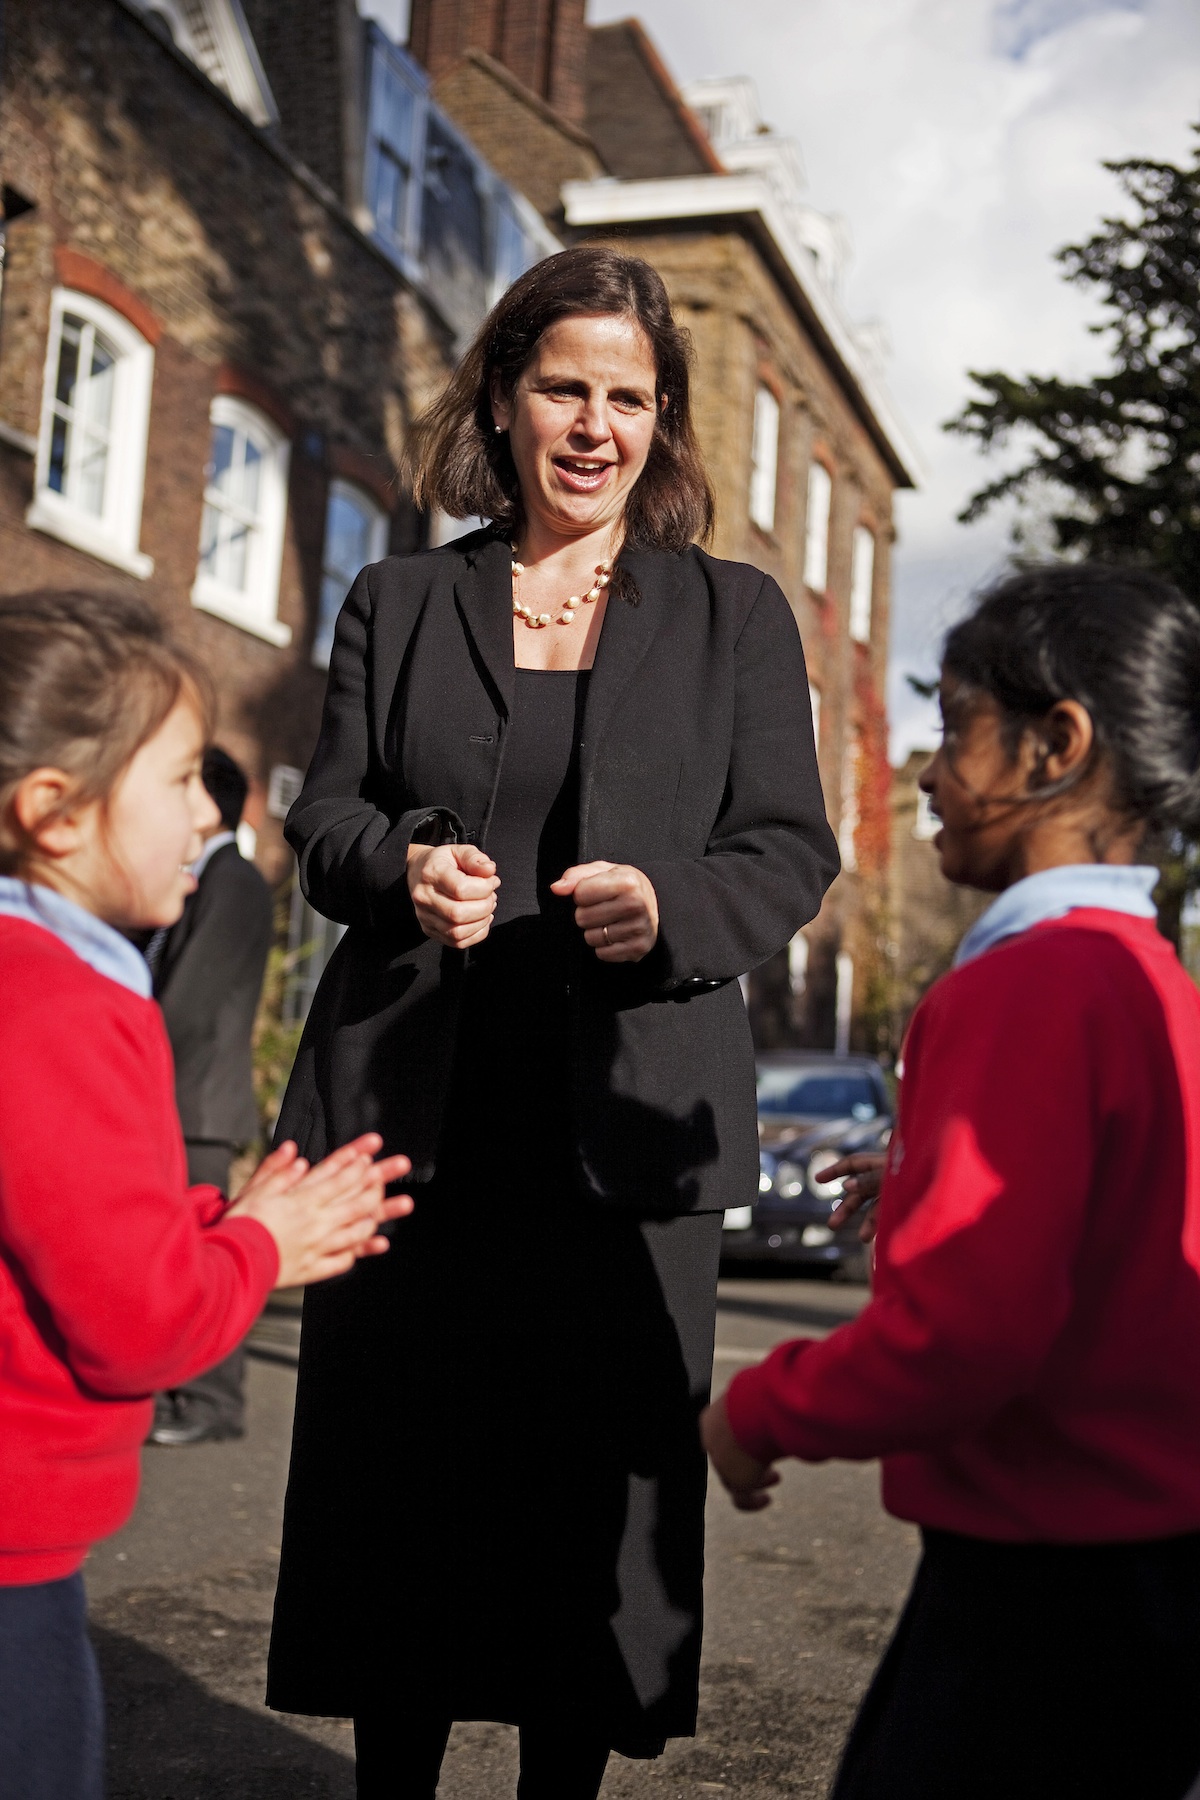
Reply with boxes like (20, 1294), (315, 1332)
(0, 877), (152, 998)
(954, 864), (1159, 969)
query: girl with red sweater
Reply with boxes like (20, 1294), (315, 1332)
(0, 590), (412, 1800)
(703, 564), (1200, 1800)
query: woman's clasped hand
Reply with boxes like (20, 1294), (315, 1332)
(407, 840), (660, 963)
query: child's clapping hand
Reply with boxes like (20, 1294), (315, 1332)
(228, 1134), (412, 1287)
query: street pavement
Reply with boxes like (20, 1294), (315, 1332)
(87, 1272), (918, 1799)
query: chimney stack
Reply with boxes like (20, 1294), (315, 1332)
(408, 0), (588, 127)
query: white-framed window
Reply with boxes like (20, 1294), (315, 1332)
(804, 460), (832, 593)
(850, 525), (875, 644)
(191, 394), (291, 646)
(314, 480), (389, 669)
(27, 288), (155, 579)
(839, 733), (859, 873)
(748, 386), (780, 533)
(809, 681), (822, 753)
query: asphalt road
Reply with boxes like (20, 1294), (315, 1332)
(86, 1271), (918, 1800)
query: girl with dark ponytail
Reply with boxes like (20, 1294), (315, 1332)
(703, 563), (1200, 1800)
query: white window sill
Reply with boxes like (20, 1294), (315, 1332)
(191, 577), (293, 647)
(26, 494), (154, 580)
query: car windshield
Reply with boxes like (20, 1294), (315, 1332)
(756, 1069), (880, 1120)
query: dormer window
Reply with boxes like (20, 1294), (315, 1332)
(27, 289), (155, 579)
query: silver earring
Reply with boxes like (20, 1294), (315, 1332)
(494, 424), (504, 435)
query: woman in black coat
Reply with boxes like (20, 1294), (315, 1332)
(267, 246), (839, 1798)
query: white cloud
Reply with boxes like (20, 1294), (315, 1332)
(586, 0), (1200, 757)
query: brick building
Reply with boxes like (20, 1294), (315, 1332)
(0, 0), (553, 921)
(408, 0), (920, 1050)
(1, 0), (918, 1052)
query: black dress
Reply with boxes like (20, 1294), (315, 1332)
(268, 669), (723, 1756)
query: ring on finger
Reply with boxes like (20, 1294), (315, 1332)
(603, 925), (610, 945)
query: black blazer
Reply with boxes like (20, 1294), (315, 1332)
(156, 840), (274, 1148)
(278, 530), (839, 1214)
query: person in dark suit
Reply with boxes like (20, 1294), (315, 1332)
(148, 746), (274, 1446)
(266, 247), (839, 1798)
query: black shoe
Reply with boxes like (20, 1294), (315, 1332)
(147, 1400), (244, 1447)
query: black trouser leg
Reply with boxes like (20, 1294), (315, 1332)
(517, 1722), (610, 1800)
(353, 1712), (453, 1798)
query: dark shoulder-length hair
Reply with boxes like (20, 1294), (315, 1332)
(408, 246), (715, 553)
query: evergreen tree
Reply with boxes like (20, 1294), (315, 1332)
(947, 127), (1200, 592)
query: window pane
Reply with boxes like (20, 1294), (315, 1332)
(314, 570), (345, 666)
(76, 431), (109, 517)
(239, 436), (263, 514)
(850, 526), (874, 643)
(756, 1069), (879, 1119)
(220, 516), (250, 592)
(325, 490), (372, 586)
(380, 62), (416, 161)
(199, 500), (221, 576)
(85, 337), (116, 434)
(48, 415), (70, 495)
(208, 424), (236, 496)
(55, 319), (83, 407)
(421, 115), (487, 337)
(749, 387), (780, 532)
(804, 461), (832, 591)
(374, 147), (405, 241)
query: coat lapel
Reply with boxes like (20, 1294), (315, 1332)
(579, 547), (681, 850)
(453, 533), (516, 718)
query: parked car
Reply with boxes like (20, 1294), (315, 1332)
(720, 1054), (892, 1277)
(754, 1051), (890, 1148)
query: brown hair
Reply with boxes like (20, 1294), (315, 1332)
(0, 589), (215, 876)
(408, 245), (715, 554)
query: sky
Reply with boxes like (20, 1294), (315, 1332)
(361, 0), (1200, 758)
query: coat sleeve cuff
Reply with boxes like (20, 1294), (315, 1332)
(724, 1337), (821, 1464)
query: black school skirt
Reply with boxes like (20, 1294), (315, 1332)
(834, 1526), (1200, 1800)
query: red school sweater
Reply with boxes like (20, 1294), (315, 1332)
(725, 911), (1200, 1543)
(0, 919), (278, 1584)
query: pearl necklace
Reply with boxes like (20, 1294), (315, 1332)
(510, 547), (613, 628)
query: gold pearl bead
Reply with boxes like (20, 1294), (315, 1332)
(559, 612), (574, 624)
(538, 613), (551, 627)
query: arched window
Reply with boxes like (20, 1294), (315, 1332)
(28, 289), (154, 578)
(191, 394), (291, 645)
(314, 479), (388, 668)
